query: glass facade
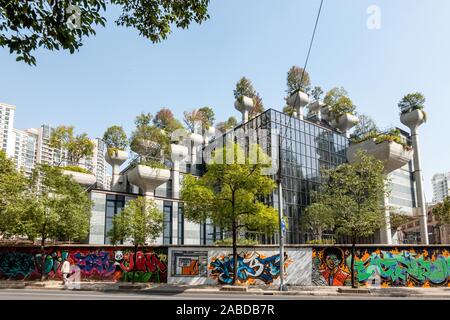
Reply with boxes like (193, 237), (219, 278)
(163, 201), (173, 244)
(212, 108), (348, 244)
(104, 194), (125, 244)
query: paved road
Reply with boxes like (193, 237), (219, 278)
(0, 289), (449, 300)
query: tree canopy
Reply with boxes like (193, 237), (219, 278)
(103, 125), (128, 150)
(286, 65), (311, 95)
(153, 108), (184, 134)
(50, 126), (95, 166)
(432, 196), (450, 226)
(0, 150), (28, 238)
(233, 77), (264, 118)
(323, 87), (356, 119)
(0, 0), (210, 65)
(108, 196), (163, 246)
(181, 143), (279, 285)
(398, 92), (426, 114)
(303, 150), (387, 287)
(20, 164), (93, 246)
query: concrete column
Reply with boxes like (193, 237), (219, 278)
(380, 190), (392, 244)
(411, 127), (429, 244)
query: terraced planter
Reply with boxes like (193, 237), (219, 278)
(286, 91), (309, 119)
(347, 139), (413, 173)
(62, 170), (96, 186)
(127, 164), (170, 198)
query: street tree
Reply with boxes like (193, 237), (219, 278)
(309, 150), (387, 288)
(1, 0), (210, 65)
(0, 150), (28, 238)
(50, 126), (95, 166)
(108, 196), (163, 283)
(432, 196), (450, 226)
(301, 202), (334, 242)
(286, 66), (311, 95)
(181, 143), (279, 285)
(20, 164), (92, 279)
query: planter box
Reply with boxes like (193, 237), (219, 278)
(105, 149), (128, 167)
(335, 113), (359, 133)
(127, 164), (170, 196)
(62, 170), (96, 186)
(400, 109), (426, 129)
(234, 96), (254, 113)
(347, 139), (413, 173)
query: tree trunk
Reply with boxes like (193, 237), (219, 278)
(132, 244), (138, 284)
(351, 237), (357, 288)
(232, 221), (238, 286)
(40, 236), (45, 281)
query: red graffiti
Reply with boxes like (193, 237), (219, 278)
(120, 252), (166, 273)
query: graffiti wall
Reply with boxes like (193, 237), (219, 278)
(168, 247), (311, 286)
(312, 247), (450, 287)
(0, 246), (168, 283)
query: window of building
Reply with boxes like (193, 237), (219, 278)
(163, 201), (173, 244)
(104, 194), (125, 244)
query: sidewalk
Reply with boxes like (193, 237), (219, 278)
(1, 281), (450, 298)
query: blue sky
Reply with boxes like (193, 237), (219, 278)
(1, 0), (449, 200)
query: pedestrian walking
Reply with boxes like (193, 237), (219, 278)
(61, 258), (71, 285)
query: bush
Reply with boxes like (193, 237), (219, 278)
(61, 166), (92, 174)
(350, 128), (412, 150)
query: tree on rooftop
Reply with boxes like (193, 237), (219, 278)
(50, 126), (95, 167)
(153, 108), (183, 134)
(351, 114), (378, 140)
(130, 112), (170, 162)
(233, 77), (264, 118)
(198, 106), (216, 130)
(398, 92), (426, 115)
(216, 116), (237, 133)
(323, 87), (356, 119)
(103, 125), (128, 151)
(181, 143), (279, 285)
(286, 65), (311, 95)
(1, 0), (210, 65)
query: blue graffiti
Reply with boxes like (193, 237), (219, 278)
(0, 252), (36, 279)
(210, 252), (285, 284)
(72, 251), (116, 276)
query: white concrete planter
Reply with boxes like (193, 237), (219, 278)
(400, 109), (426, 129)
(171, 144), (189, 164)
(105, 149), (128, 167)
(286, 91), (309, 119)
(347, 139), (414, 173)
(335, 113), (359, 133)
(320, 105), (332, 121)
(62, 170), (96, 186)
(204, 126), (216, 143)
(127, 164), (170, 197)
(188, 132), (204, 145)
(234, 96), (254, 123)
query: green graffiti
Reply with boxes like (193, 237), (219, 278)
(349, 250), (450, 286)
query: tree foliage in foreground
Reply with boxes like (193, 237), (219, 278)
(302, 150), (387, 288)
(20, 164), (93, 246)
(181, 143), (279, 285)
(0, 150), (27, 238)
(0, 0), (210, 65)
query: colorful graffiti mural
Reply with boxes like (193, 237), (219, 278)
(209, 251), (292, 285)
(312, 247), (450, 287)
(0, 247), (168, 283)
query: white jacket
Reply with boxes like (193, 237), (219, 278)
(61, 260), (71, 274)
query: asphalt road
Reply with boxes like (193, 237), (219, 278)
(0, 289), (448, 300)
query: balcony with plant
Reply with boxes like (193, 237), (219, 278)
(126, 113), (172, 198)
(323, 87), (359, 133)
(50, 126), (96, 186)
(103, 125), (129, 190)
